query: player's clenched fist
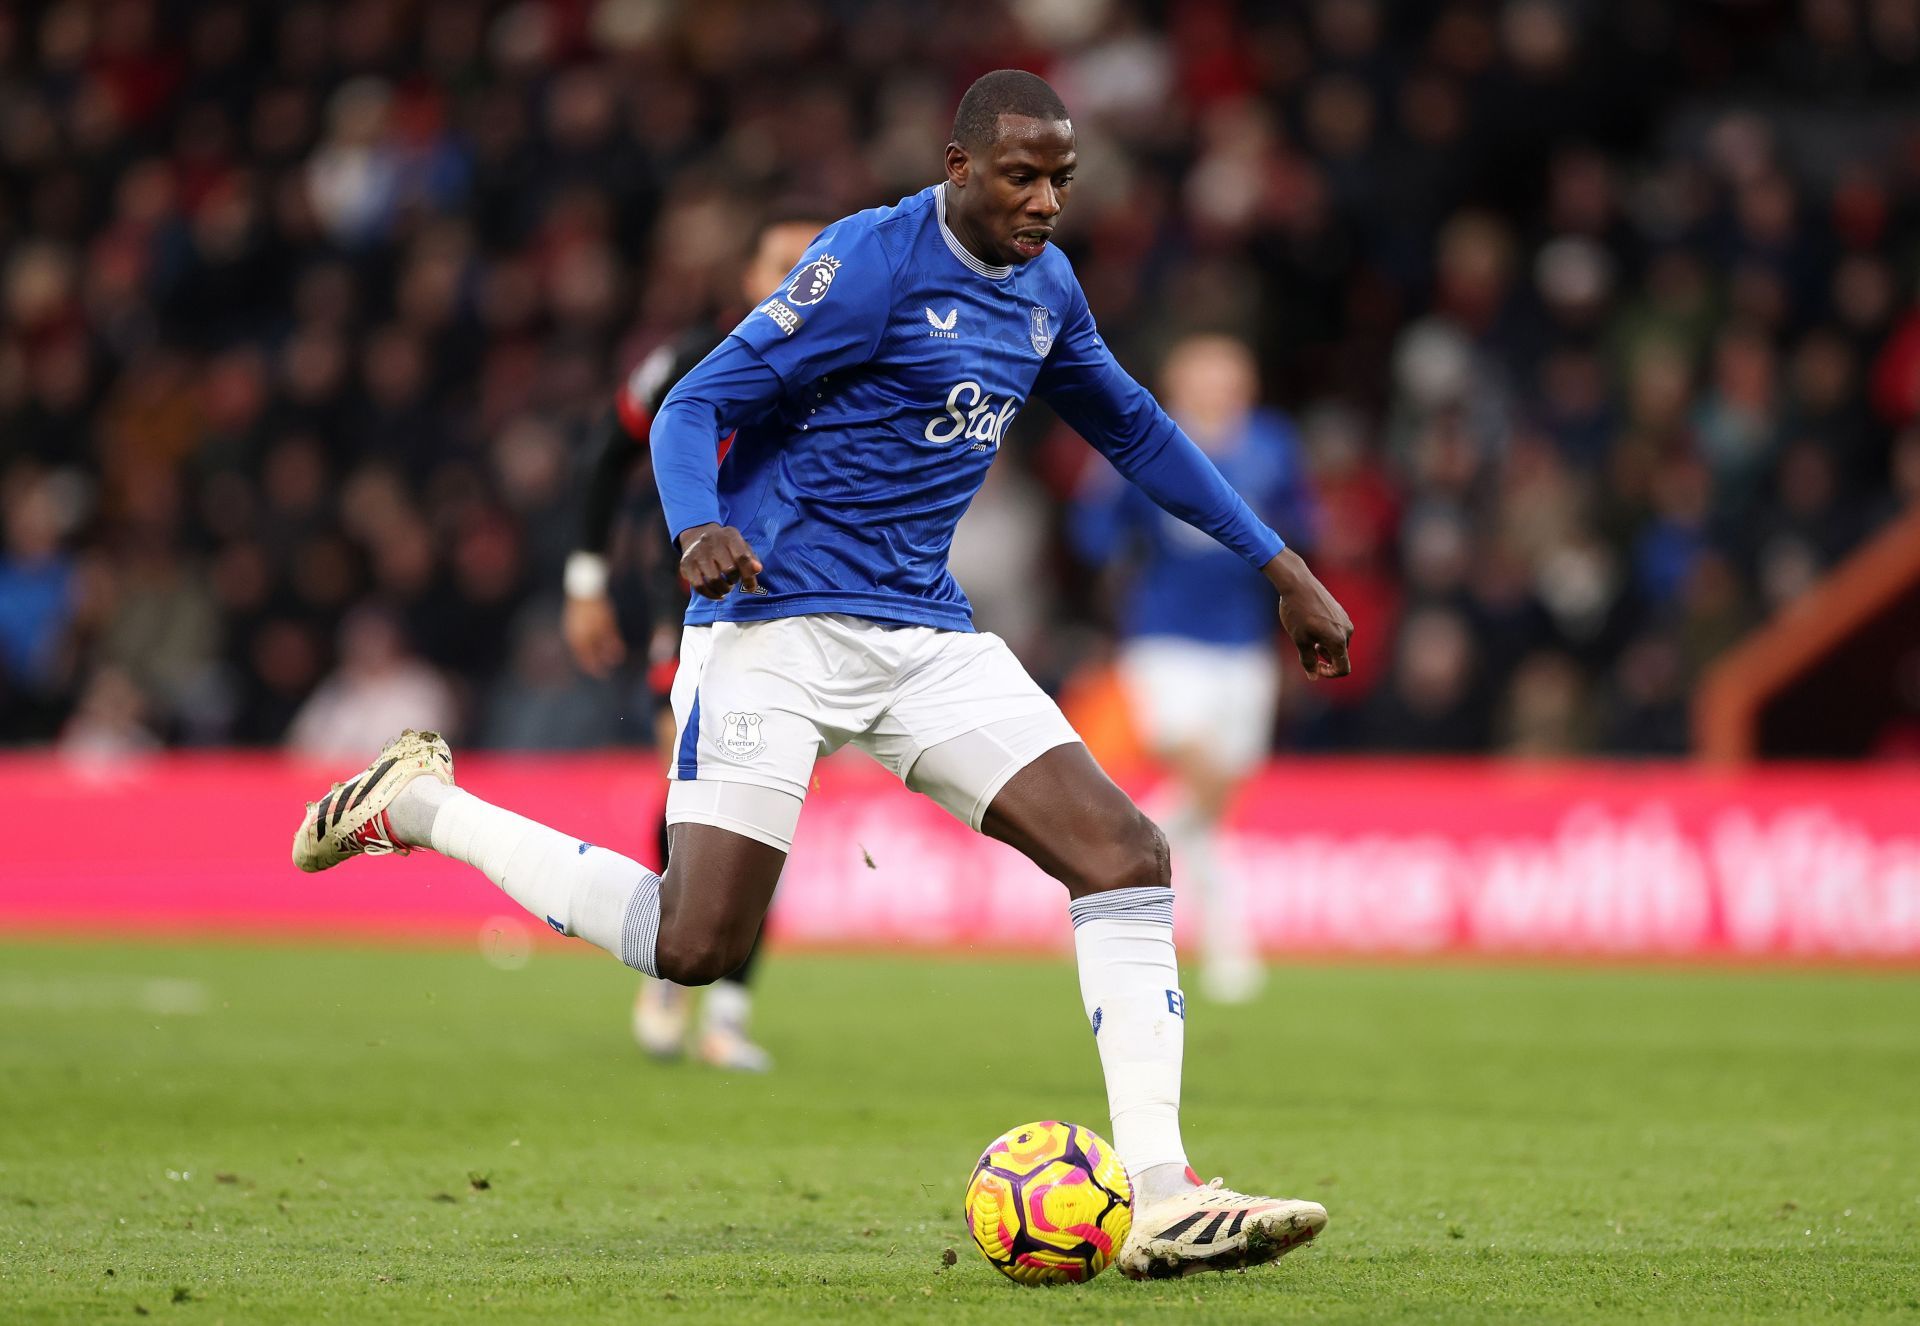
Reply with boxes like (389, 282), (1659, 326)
(678, 522), (764, 599)
(1264, 548), (1355, 680)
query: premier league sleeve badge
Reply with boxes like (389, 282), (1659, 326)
(785, 255), (842, 307)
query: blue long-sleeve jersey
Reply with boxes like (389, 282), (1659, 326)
(652, 184), (1286, 632)
(1070, 410), (1316, 647)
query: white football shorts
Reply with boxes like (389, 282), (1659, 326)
(666, 614), (1080, 850)
(1117, 635), (1279, 775)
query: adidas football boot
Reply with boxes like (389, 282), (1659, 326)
(1117, 1176), (1326, 1279)
(291, 728), (453, 872)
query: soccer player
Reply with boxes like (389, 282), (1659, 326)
(293, 70), (1354, 1279)
(1070, 333), (1318, 1005)
(561, 206), (829, 1073)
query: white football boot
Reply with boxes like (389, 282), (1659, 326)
(291, 729), (453, 872)
(633, 980), (691, 1060)
(696, 1025), (774, 1073)
(1118, 1177), (1327, 1279)
(1201, 955), (1267, 1005)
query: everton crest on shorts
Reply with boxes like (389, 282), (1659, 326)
(718, 711), (765, 760)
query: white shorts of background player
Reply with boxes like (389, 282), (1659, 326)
(1115, 635), (1278, 1002)
(665, 614), (1079, 851)
(1116, 635), (1279, 777)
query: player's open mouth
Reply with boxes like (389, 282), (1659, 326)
(1012, 229), (1052, 257)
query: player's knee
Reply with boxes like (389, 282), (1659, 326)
(654, 927), (748, 987)
(652, 891), (756, 986)
(1074, 810), (1170, 896)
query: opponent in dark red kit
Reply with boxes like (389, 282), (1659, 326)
(560, 206), (829, 1072)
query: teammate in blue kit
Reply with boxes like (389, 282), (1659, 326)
(1071, 333), (1319, 1005)
(293, 70), (1354, 1279)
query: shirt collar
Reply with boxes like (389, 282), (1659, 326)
(935, 184), (1011, 282)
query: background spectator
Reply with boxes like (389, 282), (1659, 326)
(2, 0), (1917, 756)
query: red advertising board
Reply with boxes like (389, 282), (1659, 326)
(2, 753), (1916, 960)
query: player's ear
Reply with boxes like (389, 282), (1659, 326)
(945, 141), (969, 187)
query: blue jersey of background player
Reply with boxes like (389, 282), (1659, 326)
(1071, 372), (1317, 648)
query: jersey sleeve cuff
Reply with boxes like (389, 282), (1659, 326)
(667, 514), (723, 546)
(1246, 525), (1286, 568)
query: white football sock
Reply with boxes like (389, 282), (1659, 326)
(1168, 816), (1259, 980)
(387, 774), (452, 847)
(1134, 1161), (1195, 1206)
(702, 978), (751, 1037)
(1069, 885), (1192, 1201)
(398, 781), (663, 975)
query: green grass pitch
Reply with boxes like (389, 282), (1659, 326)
(2, 942), (1916, 1323)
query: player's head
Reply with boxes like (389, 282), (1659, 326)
(743, 200), (831, 306)
(1162, 333), (1258, 446)
(944, 69), (1075, 267)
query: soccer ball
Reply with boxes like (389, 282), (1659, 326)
(963, 1120), (1133, 1285)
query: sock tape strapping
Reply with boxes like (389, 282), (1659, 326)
(618, 872), (663, 977)
(1067, 885), (1175, 928)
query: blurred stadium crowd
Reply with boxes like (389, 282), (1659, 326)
(3, 0), (1920, 758)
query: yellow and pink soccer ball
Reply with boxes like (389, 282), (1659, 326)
(963, 1120), (1133, 1285)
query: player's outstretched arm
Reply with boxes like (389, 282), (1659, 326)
(1037, 291), (1283, 568)
(1264, 547), (1353, 679)
(1035, 288), (1356, 680)
(651, 336), (790, 608)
